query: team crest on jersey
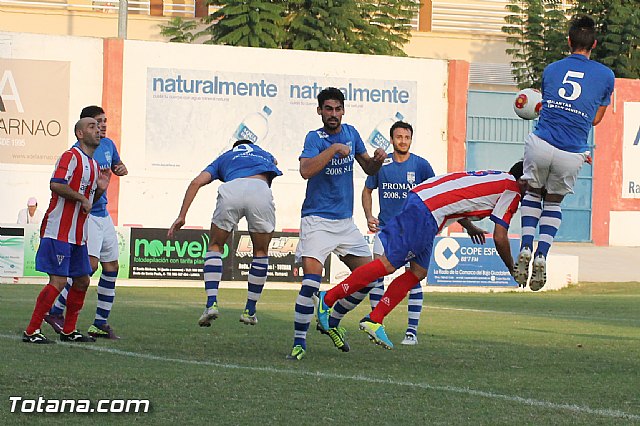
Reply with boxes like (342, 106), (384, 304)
(56, 255), (65, 265)
(316, 130), (329, 139)
(105, 151), (112, 165)
(346, 141), (353, 151)
(407, 172), (415, 184)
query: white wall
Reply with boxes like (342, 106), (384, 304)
(0, 32), (103, 223)
(118, 40), (450, 232)
(609, 211), (640, 246)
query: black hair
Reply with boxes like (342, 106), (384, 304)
(233, 139), (253, 148)
(317, 87), (345, 108)
(80, 105), (105, 119)
(390, 121), (413, 139)
(569, 15), (596, 52)
(509, 160), (524, 181)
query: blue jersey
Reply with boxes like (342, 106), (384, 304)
(365, 153), (435, 227)
(74, 137), (121, 217)
(534, 54), (615, 153)
(300, 124), (366, 220)
(204, 143), (282, 183)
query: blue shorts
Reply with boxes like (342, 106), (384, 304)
(379, 193), (438, 270)
(35, 238), (92, 277)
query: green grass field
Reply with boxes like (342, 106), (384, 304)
(1, 282), (639, 425)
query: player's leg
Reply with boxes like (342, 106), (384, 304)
(89, 215), (120, 339)
(60, 244), (95, 342)
(402, 279), (423, 345)
(241, 179), (275, 325)
(516, 134), (551, 287)
(530, 148), (586, 291)
(44, 279), (70, 334)
(367, 233), (386, 310)
(199, 224), (231, 327)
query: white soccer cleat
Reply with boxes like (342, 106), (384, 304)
(514, 247), (532, 288)
(198, 303), (219, 327)
(239, 309), (258, 326)
(529, 255), (547, 291)
(401, 332), (418, 346)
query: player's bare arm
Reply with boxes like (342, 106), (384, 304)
(299, 144), (350, 179)
(361, 186), (379, 233)
(458, 218), (487, 245)
(493, 224), (515, 276)
(50, 181), (92, 214)
(168, 171), (213, 238)
(592, 105), (608, 126)
(112, 161), (128, 176)
(355, 147), (386, 176)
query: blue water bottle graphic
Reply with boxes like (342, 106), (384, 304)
(225, 106), (272, 153)
(366, 112), (404, 153)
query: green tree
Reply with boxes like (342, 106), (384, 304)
(571, 0), (640, 79)
(159, 17), (200, 43)
(202, 0), (286, 48)
(356, 0), (421, 56)
(502, 0), (567, 89)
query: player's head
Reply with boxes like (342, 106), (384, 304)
(233, 139), (253, 148)
(390, 121), (413, 155)
(75, 117), (100, 147)
(568, 15), (596, 53)
(80, 105), (107, 139)
(317, 87), (345, 133)
(509, 160), (527, 195)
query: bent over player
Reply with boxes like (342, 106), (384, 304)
(169, 140), (282, 327)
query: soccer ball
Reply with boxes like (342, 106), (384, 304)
(513, 88), (542, 120)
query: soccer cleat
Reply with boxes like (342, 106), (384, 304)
(88, 323), (120, 340)
(514, 247), (532, 288)
(43, 313), (64, 334)
(359, 316), (393, 349)
(315, 291), (331, 332)
(316, 323), (350, 352)
(198, 303), (219, 327)
(22, 330), (54, 344)
(401, 332), (418, 346)
(529, 254), (547, 291)
(285, 345), (306, 361)
(239, 309), (258, 326)
(60, 330), (96, 342)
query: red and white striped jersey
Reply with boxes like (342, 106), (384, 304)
(411, 170), (522, 232)
(40, 146), (99, 244)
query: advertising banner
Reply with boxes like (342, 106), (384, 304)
(231, 231), (329, 283)
(0, 59), (70, 165)
(129, 227), (232, 280)
(145, 68), (418, 178)
(622, 102), (640, 198)
(0, 226), (24, 277)
(428, 236), (519, 287)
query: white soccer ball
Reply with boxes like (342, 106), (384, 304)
(513, 88), (542, 120)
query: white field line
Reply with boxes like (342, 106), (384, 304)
(1, 334), (638, 421)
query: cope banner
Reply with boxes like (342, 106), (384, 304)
(427, 236), (519, 287)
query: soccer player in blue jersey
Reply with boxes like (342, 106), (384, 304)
(287, 87), (387, 361)
(362, 120), (435, 345)
(168, 140), (282, 327)
(44, 106), (128, 339)
(514, 15), (615, 291)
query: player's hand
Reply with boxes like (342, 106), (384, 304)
(367, 216), (379, 233)
(97, 169), (112, 191)
(168, 217), (185, 238)
(467, 225), (487, 244)
(81, 197), (92, 214)
(112, 163), (128, 176)
(585, 153), (593, 165)
(372, 148), (387, 163)
(333, 144), (351, 158)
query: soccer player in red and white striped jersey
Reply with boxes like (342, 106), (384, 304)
(23, 118), (111, 344)
(315, 162), (527, 349)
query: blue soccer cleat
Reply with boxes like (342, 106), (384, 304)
(315, 291), (331, 332)
(359, 316), (393, 350)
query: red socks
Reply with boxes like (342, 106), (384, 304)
(62, 286), (88, 334)
(370, 270), (420, 324)
(26, 284), (61, 335)
(325, 259), (388, 306)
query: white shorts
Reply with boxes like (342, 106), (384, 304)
(295, 216), (371, 264)
(372, 231), (384, 256)
(523, 133), (588, 196)
(86, 214), (119, 262)
(212, 178), (276, 233)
